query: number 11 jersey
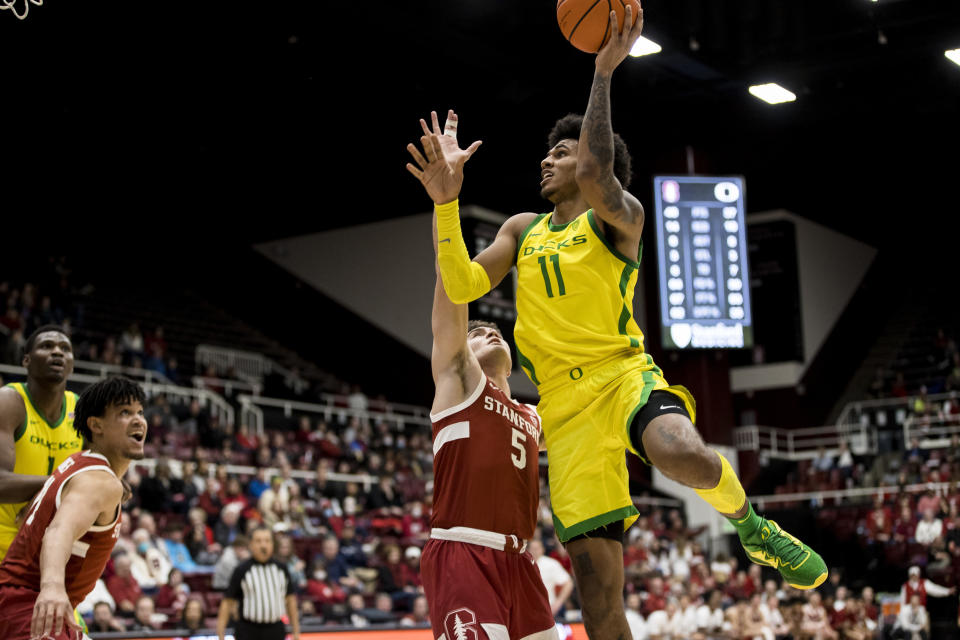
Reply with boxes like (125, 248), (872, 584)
(429, 374), (541, 540)
(514, 209), (645, 391)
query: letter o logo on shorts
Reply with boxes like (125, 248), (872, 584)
(444, 607), (478, 640)
(569, 367), (583, 380)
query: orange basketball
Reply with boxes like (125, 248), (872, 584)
(557, 0), (641, 54)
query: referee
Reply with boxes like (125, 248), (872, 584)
(217, 525), (300, 640)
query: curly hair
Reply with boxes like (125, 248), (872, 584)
(547, 113), (633, 189)
(73, 376), (146, 444)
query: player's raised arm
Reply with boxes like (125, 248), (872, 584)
(576, 6), (646, 238)
(407, 110), (525, 303)
(0, 387), (46, 503)
(32, 469), (122, 639)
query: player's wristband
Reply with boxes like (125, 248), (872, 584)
(435, 199), (491, 304)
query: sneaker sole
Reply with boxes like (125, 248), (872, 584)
(788, 570), (829, 590)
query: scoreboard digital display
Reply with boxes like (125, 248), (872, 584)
(653, 176), (753, 350)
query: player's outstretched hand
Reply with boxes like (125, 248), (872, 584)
(406, 110), (481, 205)
(596, 4), (644, 74)
(31, 585), (82, 640)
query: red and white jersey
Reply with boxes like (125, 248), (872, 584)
(0, 450), (122, 607)
(430, 374), (542, 541)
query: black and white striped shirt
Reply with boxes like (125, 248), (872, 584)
(226, 558), (293, 624)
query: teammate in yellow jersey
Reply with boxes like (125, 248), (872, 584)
(0, 324), (81, 560)
(406, 6), (826, 640)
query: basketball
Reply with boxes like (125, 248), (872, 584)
(557, 0), (642, 53)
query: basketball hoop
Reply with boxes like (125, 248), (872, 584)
(1, 0), (43, 20)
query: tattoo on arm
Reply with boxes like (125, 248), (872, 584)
(574, 551), (596, 577)
(583, 72), (634, 220)
(585, 74), (614, 169)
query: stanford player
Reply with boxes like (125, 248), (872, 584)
(0, 377), (147, 640)
(421, 183), (558, 640)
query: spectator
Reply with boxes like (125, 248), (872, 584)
(130, 595), (162, 631)
(338, 521), (368, 569)
(801, 592), (837, 639)
(317, 535), (354, 587)
(762, 594), (790, 638)
(695, 589), (725, 636)
(77, 578), (116, 619)
(213, 535), (251, 591)
(121, 323), (144, 360)
(893, 593), (929, 640)
(106, 554), (143, 615)
(346, 592), (371, 627)
(90, 602), (126, 633)
(275, 533), (308, 592)
(155, 568), (190, 613)
(643, 576), (668, 617)
(401, 595), (430, 627)
(915, 508), (943, 546)
(891, 372), (908, 398)
(214, 502), (244, 548)
(162, 522), (206, 573)
(248, 468), (270, 500)
(836, 440), (854, 478)
(131, 527), (172, 588)
(305, 558), (347, 607)
(259, 476), (290, 529)
(529, 538), (573, 618)
(812, 447), (835, 473)
(900, 565), (955, 605)
(181, 597), (206, 634)
(624, 593), (647, 640)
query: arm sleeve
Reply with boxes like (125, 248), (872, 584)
(925, 579), (952, 597)
(435, 200), (491, 304)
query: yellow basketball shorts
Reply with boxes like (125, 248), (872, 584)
(537, 353), (696, 543)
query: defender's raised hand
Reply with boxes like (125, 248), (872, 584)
(596, 4), (644, 74)
(406, 110), (481, 205)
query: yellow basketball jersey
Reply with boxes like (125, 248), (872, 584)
(514, 209), (645, 390)
(0, 382), (81, 560)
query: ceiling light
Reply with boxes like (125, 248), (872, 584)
(748, 83), (797, 105)
(629, 36), (662, 57)
(947, 49), (960, 67)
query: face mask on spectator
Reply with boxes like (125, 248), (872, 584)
(138, 542), (150, 554)
(314, 570), (327, 581)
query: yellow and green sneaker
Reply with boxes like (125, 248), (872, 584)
(740, 517), (828, 590)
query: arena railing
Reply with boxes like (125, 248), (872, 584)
(73, 359), (172, 385)
(131, 456), (379, 486)
(236, 394), (432, 438)
(836, 390), (960, 427)
(902, 415), (960, 450)
(0, 364), (235, 427)
(191, 375), (263, 397)
(749, 478), (957, 511)
(733, 422), (878, 460)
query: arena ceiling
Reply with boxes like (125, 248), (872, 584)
(3, 0), (959, 257)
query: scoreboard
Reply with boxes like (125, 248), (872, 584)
(652, 176), (753, 350)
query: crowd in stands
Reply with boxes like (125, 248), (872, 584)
(865, 327), (960, 424)
(68, 385), (939, 639)
(10, 264), (960, 638)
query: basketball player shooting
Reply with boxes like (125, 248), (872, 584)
(407, 6), (826, 640)
(0, 377), (148, 640)
(407, 112), (558, 640)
